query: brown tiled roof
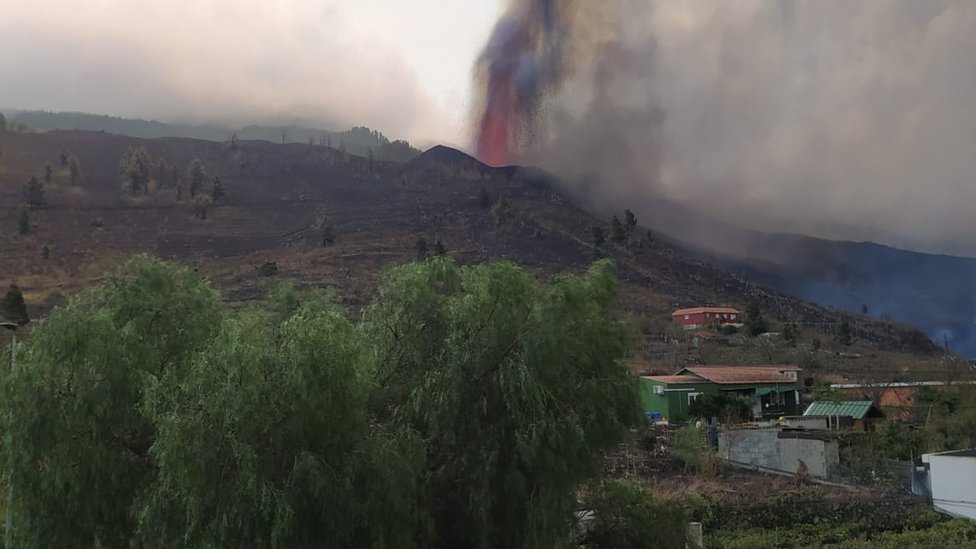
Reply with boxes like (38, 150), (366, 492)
(673, 307), (740, 316)
(680, 366), (800, 385)
(642, 375), (701, 385)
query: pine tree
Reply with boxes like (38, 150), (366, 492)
(119, 147), (153, 195)
(16, 205), (30, 235)
(592, 226), (606, 247)
(835, 320), (853, 346)
(22, 176), (45, 209)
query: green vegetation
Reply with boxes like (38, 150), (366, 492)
(0, 256), (638, 547)
(581, 478), (687, 549)
(743, 300), (767, 337)
(688, 394), (753, 423)
(711, 516), (976, 549)
(1, 284), (29, 325)
(836, 320), (853, 346)
(673, 426), (720, 475)
(258, 259), (279, 276)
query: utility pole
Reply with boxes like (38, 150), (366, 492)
(2, 321), (18, 548)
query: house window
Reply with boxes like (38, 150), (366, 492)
(688, 392), (702, 405)
(684, 314), (690, 320)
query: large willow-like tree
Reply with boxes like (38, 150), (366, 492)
(1, 255), (222, 547)
(363, 258), (640, 549)
(2, 255), (639, 548)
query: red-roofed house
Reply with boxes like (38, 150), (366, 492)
(640, 365), (802, 422)
(672, 307), (742, 330)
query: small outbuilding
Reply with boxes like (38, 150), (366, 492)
(803, 400), (884, 430)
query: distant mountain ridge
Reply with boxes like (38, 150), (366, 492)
(4, 110), (420, 162)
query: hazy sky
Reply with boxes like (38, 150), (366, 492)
(2, 0), (975, 255)
(0, 0), (503, 146)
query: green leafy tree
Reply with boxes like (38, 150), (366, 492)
(688, 393), (753, 423)
(187, 159), (207, 198)
(836, 320), (853, 346)
(743, 300), (767, 337)
(119, 146), (153, 195)
(610, 215), (626, 244)
(58, 150), (69, 169)
(21, 175), (45, 209)
(362, 258), (640, 548)
(1, 256), (222, 546)
(17, 205), (30, 235)
(1, 283), (29, 325)
(138, 291), (426, 547)
(581, 478), (687, 549)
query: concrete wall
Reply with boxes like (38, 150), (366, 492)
(922, 452), (976, 519)
(719, 428), (839, 479)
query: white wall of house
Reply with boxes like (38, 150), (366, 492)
(922, 451), (976, 519)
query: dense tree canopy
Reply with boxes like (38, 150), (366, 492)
(1, 255), (639, 547)
(362, 258), (640, 548)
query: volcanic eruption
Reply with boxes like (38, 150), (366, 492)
(474, 0), (574, 167)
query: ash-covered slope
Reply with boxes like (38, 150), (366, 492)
(0, 133), (938, 356)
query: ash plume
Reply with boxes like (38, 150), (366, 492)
(472, 0), (613, 166)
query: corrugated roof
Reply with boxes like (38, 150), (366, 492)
(673, 307), (740, 316)
(803, 401), (881, 420)
(642, 375), (701, 385)
(700, 364), (802, 372)
(680, 366), (800, 385)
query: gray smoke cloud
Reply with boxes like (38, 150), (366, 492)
(0, 1), (451, 143)
(531, 0), (976, 257)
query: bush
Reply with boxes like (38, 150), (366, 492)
(688, 394), (753, 423)
(258, 260), (278, 276)
(673, 426), (720, 476)
(581, 478), (687, 549)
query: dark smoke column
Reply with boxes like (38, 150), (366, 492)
(475, 0), (567, 167)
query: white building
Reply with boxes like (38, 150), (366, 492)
(921, 449), (976, 519)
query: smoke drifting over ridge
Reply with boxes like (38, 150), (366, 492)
(480, 0), (976, 257)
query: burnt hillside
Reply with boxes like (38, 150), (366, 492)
(0, 130), (939, 361)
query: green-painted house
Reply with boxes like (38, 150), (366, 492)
(640, 365), (802, 422)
